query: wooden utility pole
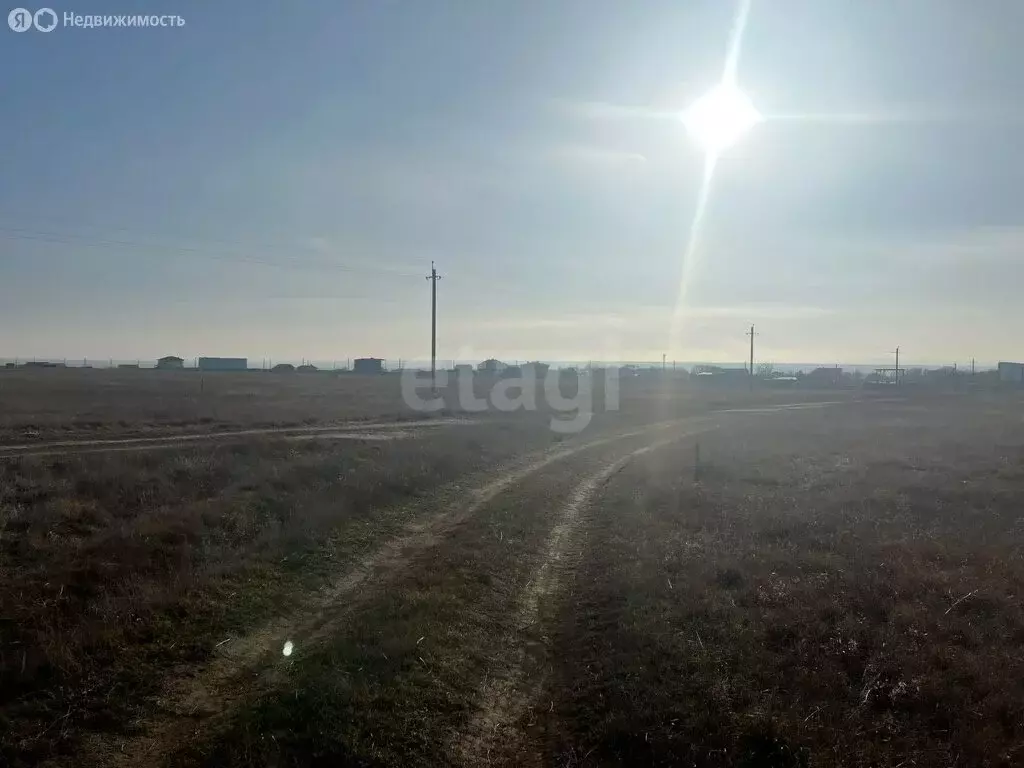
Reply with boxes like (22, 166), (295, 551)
(426, 262), (442, 389)
(746, 325), (757, 389)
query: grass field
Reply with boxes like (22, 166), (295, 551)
(543, 402), (1024, 767)
(2, 370), (1022, 767)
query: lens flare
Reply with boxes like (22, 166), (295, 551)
(682, 83), (762, 156)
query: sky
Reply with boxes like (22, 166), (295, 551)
(3, 0), (1024, 366)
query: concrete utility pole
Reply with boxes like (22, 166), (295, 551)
(426, 261), (442, 389)
(893, 346), (900, 385)
(746, 325), (757, 389)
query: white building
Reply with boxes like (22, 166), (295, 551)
(998, 362), (1024, 384)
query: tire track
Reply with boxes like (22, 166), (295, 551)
(85, 416), (714, 767)
(454, 426), (711, 766)
(0, 419), (465, 459)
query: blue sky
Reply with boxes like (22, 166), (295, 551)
(3, 0), (1023, 365)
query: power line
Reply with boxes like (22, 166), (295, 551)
(426, 261), (442, 389)
(746, 324), (758, 389)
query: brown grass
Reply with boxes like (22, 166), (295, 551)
(543, 401), (1024, 766)
(0, 368), (897, 766)
(0, 367), (850, 442)
(0, 421), (557, 766)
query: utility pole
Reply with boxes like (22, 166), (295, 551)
(892, 346), (900, 386)
(426, 261), (442, 390)
(662, 353), (666, 372)
(971, 357), (976, 376)
(746, 325), (757, 389)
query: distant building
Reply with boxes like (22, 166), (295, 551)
(453, 364), (474, 374)
(806, 367), (843, 386)
(297, 363), (318, 372)
(198, 357), (248, 372)
(117, 363), (139, 369)
(866, 368), (901, 386)
(156, 355), (184, 370)
(478, 358), (507, 373)
(998, 361), (1024, 384)
(270, 363), (295, 373)
(353, 357), (384, 375)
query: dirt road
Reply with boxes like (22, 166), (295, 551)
(48, 401), (847, 768)
(0, 418), (468, 459)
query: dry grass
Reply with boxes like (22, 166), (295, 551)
(545, 401), (1024, 767)
(0, 369), (886, 765)
(0, 367), (849, 441)
(0, 421), (556, 766)
(0, 370), (430, 440)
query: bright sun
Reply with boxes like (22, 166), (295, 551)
(681, 83), (762, 156)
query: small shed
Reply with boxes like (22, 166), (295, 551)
(353, 357), (384, 375)
(477, 358), (507, 373)
(156, 355), (184, 370)
(998, 362), (1024, 384)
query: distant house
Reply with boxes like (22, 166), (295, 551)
(353, 357), (384, 375)
(270, 363), (295, 373)
(806, 366), (843, 386)
(156, 355), (184, 370)
(453, 363), (474, 374)
(297, 363), (318, 372)
(198, 357), (248, 372)
(998, 361), (1024, 384)
(478, 358), (507, 374)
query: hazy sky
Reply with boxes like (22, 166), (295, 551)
(3, 0), (1024, 365)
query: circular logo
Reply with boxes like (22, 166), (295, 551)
(33, 7), (56, 31)
(8, 7), (32, 31)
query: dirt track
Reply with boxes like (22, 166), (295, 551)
(53, 402), (847, 768)
(0, 418), (468, 459)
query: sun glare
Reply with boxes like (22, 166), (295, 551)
(682, 83), (762, 156)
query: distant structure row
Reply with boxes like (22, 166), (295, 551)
(8, 357), (1024, 385)
(154, 356), (386, 373)
(157, 356), (247, 371)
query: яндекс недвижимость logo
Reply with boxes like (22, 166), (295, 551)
(8, 7), (56, 31)
(8, 8), (184, 31)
